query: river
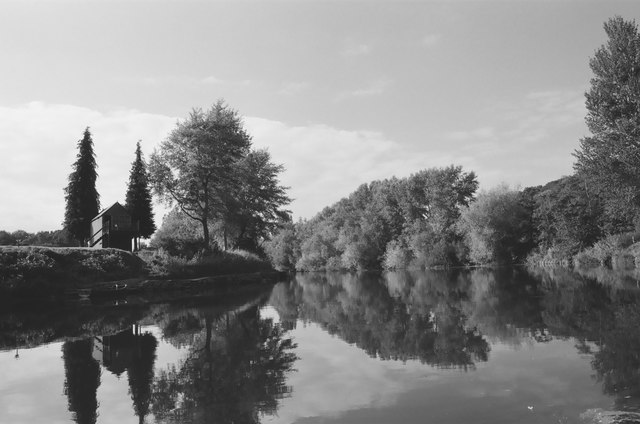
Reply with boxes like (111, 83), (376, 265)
(2, 267), (640, 423)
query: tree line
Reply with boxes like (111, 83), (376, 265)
(265, 16), (640, 271)
(2, 101), (291, 257)
(4, 16), (638, 271)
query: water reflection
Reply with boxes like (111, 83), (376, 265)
(151, 306), (297, 424)
(3, 268), (640, 422)
(63, 339), (101, 424)
(63, 326), (158, 424)
(271, 270), (495, 369)
(270, 268), (640, 418)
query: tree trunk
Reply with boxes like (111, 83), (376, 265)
(202, 219), (210, 252)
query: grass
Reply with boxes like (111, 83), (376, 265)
(140, 248), (274, 278)
(0, 246), (145, 295)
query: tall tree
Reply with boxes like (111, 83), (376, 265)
(223, 149), (291, 252)
(125, 141), (156, 250)
(574, 16), (640, 232)
(149, 101), (252, 251)
(62, 339), (101, 424)
(64, 128), (100, 245)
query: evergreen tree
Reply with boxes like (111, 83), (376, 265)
(574, 16), (640, 232)
(64, 127), (100, 245)
(62, 339), (101, 424)
(125, 141), (156, 248)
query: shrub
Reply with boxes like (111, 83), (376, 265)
(144, 248), (272, 278)
(383, 240), (412, 270)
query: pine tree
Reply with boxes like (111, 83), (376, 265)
(64, 128), (100, 245)
(125, 141), (156, 248)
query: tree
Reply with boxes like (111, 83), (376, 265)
(0, 230), (17, 245)
(149, 101), (252, 251)
(127, 332), (158, 424)
(125, 141), (156, 250)
(62, 339), (101, 424)
(574, 16), (640, 232)
(222, 149), (291, 252)
(533, 176), (602, 257)
(458, 185), (533, 264)
(64, 128), (100, 245)
(264, 221), (300, 271)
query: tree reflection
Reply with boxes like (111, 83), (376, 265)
(592, 303), (640, 411)
(271, 272), (490, 370)
(531, 266), (640, 411)
(151, 306), (297, 423)
(62, 339), (101, 424)
(63, 327), (158, 424)
(127, 329), (158, 424)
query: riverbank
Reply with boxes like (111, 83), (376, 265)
(0, 246), (283, 300)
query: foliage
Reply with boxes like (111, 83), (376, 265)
(144, 248), (272, 278)
(64, 128), (100, 245)
(151, 307), (297, 423)
(222, 149), (291, 252)
(273, 165), (478, 271)
(0, 230), (16, 245)
(149, 101), (289, 254)
(573, 231), (640, 268)
(263, 221), (300, 271)
(574, 16), (640, 233)
(149, 101), (252, 251)
(382, 239), (413, 270)
(0, 247), (145, 294)
(531, 176), (603, 260)
(149, 207), (208, 258)
(0, 229), (76, 247)
(125, 141), (156, 239)
(458, 184), (534, 264)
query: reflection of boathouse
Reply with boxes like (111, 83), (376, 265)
(89, 202), (137, 252)
(92, 327), (136, 375)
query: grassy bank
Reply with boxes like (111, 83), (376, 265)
(140, 248), (273, 278)
(0, 246), (145, 296)
(0, 246), (278, 299)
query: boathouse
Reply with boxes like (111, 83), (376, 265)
(89, 202), (138, 251)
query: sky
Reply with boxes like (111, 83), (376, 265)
(1, 0), (639, 232)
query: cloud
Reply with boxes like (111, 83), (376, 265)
(422, 33), (442, 46)
(0, 102), (176, 232)
(278, 81), (310, 96)
(336, 78), (394, 101)
(342, 40), (373, 57)
(244, 115), (483, 221)
(1, 102), (428, 231)
(201, 75), (224, 84)
(0, 92), (586, 232)
(442, 89), (587, 189)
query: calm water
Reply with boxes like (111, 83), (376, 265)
(2, 267), (640, 424)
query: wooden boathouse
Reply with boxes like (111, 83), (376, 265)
(89, 202), (138, 251)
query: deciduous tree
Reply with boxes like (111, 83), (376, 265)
(222, 149), (290, 252)
(574, 16), (640, 232)
(149, 101), (251, 251)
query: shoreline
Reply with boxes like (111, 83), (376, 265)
(0, 245), (286, 301)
